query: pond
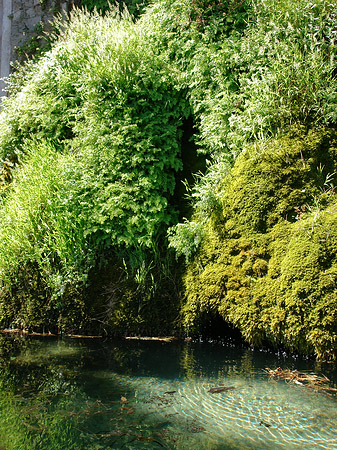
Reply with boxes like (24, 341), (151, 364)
(0, 334), (336, 450)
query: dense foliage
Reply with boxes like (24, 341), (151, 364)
(0, 0), (336, 358)
(0, 6), (190, 333)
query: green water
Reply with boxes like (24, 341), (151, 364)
(0, 335), (336, 450)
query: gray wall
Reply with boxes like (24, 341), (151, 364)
(1, 0), (71, 101)
(0, 0), (12, 97)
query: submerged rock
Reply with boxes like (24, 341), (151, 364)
(208, 386), (235, 394)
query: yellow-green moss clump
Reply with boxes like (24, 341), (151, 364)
(183, 126), (337, 359)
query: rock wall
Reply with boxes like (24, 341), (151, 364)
(0, 0), (12, 98)
(0, 0), (72, 99)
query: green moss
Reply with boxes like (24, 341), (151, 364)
(183, 126), (337, 359)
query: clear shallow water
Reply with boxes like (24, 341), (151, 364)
(0, 335), (336, 450)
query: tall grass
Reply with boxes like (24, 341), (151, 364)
(0, 141), (93, 328)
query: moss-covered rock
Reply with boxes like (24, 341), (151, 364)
(183, 125), (337, 359)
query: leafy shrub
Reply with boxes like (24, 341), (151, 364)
(169, 0), (337, 259)
(0, 6), (189, 332)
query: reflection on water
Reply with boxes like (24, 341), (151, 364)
(0, 334), (336, 450)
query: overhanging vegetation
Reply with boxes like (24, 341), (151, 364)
(0, 0), (336, 359)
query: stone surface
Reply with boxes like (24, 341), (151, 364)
(0, 0), (12, 98)
(0, 0), (74, 102)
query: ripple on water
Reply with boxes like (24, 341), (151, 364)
(103, 372), (337, 450)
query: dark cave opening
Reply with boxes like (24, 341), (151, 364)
(172, 115), (207, 221)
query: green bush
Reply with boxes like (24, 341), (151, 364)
(0, 6), (189, 332)
(169, 0), (337, 260)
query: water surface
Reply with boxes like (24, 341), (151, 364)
(0, 335), (336, 449)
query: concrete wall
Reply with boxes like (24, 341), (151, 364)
(0, 0), (12, 97)
(0, 0), (72, 100)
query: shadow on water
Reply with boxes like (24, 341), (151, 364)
(0, 335), (336, 450)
